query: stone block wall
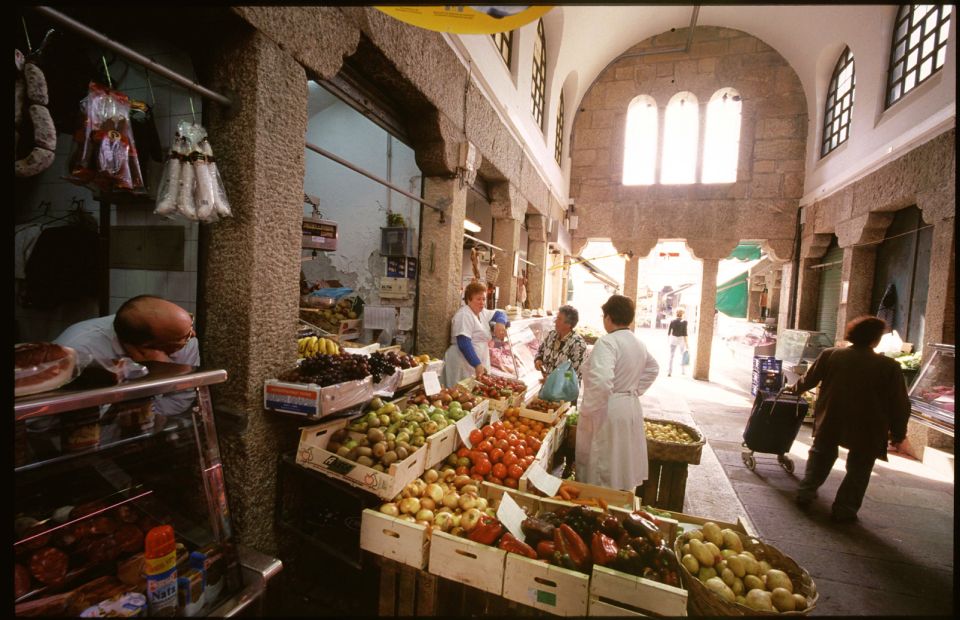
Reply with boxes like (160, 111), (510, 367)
(569, 26), (807, 253)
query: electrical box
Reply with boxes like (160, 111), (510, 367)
(379, 277), (410, 299)
(303, 216), (338, 251)
(380, 227), (416, 257)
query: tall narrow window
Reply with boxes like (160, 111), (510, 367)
(622, 95), (658, 185)
(531, 19), (546, 129)
(554, 90), (565, 165)
(821, 47), (855, 157)
(702, 88), (742, 183)
(661, 92), (698, 184)
(886, 4), (953, 108)
(491, 30), (512, 68)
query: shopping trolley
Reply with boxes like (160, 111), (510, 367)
(741, 388), (809, 473)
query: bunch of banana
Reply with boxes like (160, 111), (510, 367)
(298, 336), (340, 357)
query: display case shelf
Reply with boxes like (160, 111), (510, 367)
(907, 343), (954, 436)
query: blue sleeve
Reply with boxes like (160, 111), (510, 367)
(456, 335), (482, 367)
(491, 310), (509, 326)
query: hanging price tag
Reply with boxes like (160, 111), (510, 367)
(456, 414), (477, 448)
(488, 407), (500, 424)
(496, 491), (527, 542)
(525, 462), (563, 497)
(422, 371), (442, 397)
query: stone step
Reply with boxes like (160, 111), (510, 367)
(922, 445), (955, 482)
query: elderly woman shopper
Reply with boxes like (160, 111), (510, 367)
(577, 295), (660, 491)
(534, 305), (588, 379)
(442, 281), (509, 387)
(787, 315), (911, 523)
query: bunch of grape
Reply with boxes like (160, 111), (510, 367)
(381, 350), (415, 369)
(294, 352), (371, 386)
(368, 352), (399, 383)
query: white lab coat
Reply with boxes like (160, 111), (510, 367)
(576, 329), (660, 490)
(442, 304), (498, 387)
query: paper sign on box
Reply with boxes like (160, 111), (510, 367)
(526, 462), (562, 497)
(456, 414), (477, 448)
(423, 371), (442, 397)
(496, 492), (528, 542)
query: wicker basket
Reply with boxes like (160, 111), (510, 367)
(674, 529), (818, 616)
(645, 418), (706, 464)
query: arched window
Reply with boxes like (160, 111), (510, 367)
(702, 88), (742, 183)
(531, 19), (546, 128)
(554, 90), (565, 165)
(622, 95), (658, 185)
(821, 47), (855, 157)
(661, 92), (698, 185)
(491, 30), (513, 68)
(886, 4), (953, 108)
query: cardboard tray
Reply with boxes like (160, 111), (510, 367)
(264, 376), (374, 417)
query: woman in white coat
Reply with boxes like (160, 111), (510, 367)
(577, 295), (660, 491)
(442, 281), (510, 387)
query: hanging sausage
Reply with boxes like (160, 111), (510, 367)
(14, 48), (57, 178)
(154, 120), (232, 222)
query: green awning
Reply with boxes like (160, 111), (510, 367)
(727, 243), (762, 261)
(716, 271), (748, 317)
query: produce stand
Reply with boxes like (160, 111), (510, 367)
(636, 419), (705, 512)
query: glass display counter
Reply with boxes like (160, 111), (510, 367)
(907, 344), (954, 436)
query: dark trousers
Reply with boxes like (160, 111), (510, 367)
(797, 441), (876, 518)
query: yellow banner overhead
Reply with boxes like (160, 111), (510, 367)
(375, 6), (552, 34)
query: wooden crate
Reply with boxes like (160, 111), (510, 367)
(636, 459), (689, 512)
(360, 509), (430, 569)
(527, 479), (640, 511)
(425, 424), (457, 468)
(376, 555), (439, 616)
(588, 564), (688, 617)
(427, 530), (506, 595)
(480, 481), (542, 515)
(502, 553), (590, 616)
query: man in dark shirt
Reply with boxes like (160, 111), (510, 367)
(666, 309), (689, 376)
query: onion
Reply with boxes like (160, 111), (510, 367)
(379, 503), (400, 517)
(416, 509), (435, 523)
(442, 491), (461, 510)
(416, 520), (431, 527)
(433, 512), (454, 531)
(460, 508), (482, 532)
(442, 469), (457, 483)
(399, 497), (421, 515)
(453, 475), (472, 489)
(419, 498), (436, 511)
(458, 492), (478, 511)
(423, 468), (440, 484)
(398, 514), (416, 523)
(474, 498), (489, 512)
(460, 484), (479, 495)
(425, 483), (444, 505)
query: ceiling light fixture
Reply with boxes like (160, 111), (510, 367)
(463, 218), (482, 233)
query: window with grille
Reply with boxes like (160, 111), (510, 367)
(622, 95), (658, 185)
(661, 92), (698, 184)
(821, 47), (855, 157)
(702, 88), (742, 183)
(491, 30), (512, 68)
(531, 19), (546, 129)
(555, 90), (564, 164)
(886, 4), (953, 108)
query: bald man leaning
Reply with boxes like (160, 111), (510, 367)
(55, 295), (200, 416)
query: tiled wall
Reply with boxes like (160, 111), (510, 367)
(15, 36), (203, 341)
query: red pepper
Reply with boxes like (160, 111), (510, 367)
(536, 540), (557, 561)
(497, 533), (538, 559)
(467, 515), (505, 546)
(556, 523), (590, 570)
(591, 531), (619, 566)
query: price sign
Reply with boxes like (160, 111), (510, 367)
(488, 408), (500, 424)
(422, 371), (442, 397)
(525, 462), (563, 497)
(456, 414), (477, 448)
(496, 491), (527, 542)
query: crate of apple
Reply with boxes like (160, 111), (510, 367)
(472, 374), (527, 400)
(442, 420), (544, 488)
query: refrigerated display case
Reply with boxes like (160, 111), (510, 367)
(907, 344), (954, 436)
(14, 362), (281, 616)
(775, 329), (834, 384)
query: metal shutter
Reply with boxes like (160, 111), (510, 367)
(816, 246), (844, 342)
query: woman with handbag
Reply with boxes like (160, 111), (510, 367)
(534, 305), (588, 379)
(667, 309), (689, 376)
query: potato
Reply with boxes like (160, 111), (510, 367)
(743, 574), (764, 591)
(740, 554), (760, 576)
(759, 560), (773, 576)
(731, 577), (745, 596)
(698, 566), (718, 582)
(720, 567), (736, 587)
(726, 555), (746, 578)
(689, 539), (714, 567)
(686, 529), (704, 542)
(705, 577), (736, 603)
(764, 569), (793, 593)
(704, 541), (723, 565)
(702, 522), (723, 547)
(792, 593), (808, 611)
(771, 587), (796, 612)
(721, 549), (738, 559)
(744, 589), (774, 611)
(681, 554), (699, 574)
(720, 528), (743, 552)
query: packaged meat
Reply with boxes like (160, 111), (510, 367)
(80, 591), (147, 618)
(15, 342), (80, 397)
(29, 547), (69, 586)
(15, 563), (32, 599)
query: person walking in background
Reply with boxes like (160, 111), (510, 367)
(666, 309), (689, 376)
(786, 316), (911, 523)
(577, 295), (659, 491)
(534, 305), (588, 380)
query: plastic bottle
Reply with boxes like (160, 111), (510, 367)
(144, 525), (179, 616)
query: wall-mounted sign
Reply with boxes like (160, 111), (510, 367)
(375, 6), (552, 34)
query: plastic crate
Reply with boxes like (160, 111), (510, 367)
(751, 356), (783, 396)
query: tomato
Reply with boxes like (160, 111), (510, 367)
(502, 451), (519, 467)
(474, 459), (492, 475)
(469, 429), (484, 445)
(471, 473), (485, 481)
(492, 421), (504, 431)
(455, 465), (470, 476)
(516, 440), (527, 451)
(470, 450), (487, 464)
(489, 448), (504, 463)
(507, 433), (518, 444)
(507, 464), (524, 480)
(482, 425), (496, 438)
(528, 438), (541, 452)
(503, 477), (518, 489)
(457, 447), (470, 459)
(494, 429), (507, 440)
(495, 439), (510, 451)
(477, 439), (494, 453)
(524, 446), (535, 457)
(492, 463), (507, 479)
(487, 476), (503, 486)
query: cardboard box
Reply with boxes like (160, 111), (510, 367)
(588, 564), (688, 616)
(360, 509), (429, 569)
(295, 417), (426, 499)
(264, 377), (373, 418)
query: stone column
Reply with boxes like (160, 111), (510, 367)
(201, 30), (308, 554)
(416, 176), (469, 358)
(776, 262), (793, 332)
(612, 239), (656, 325)
(835, 245), (877, 340)
(559, 254), (571, 305)
(491, 217), (522, 306)
(922, 217), (956, 351)
(526, 215), (548, 309)
(795, 234), (832, 331)
(686, 239), (739, 381)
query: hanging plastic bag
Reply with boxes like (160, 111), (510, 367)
(539, 360), (580, 403)
(154, 120), (232, 222)
(682, 350), (690, 366)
